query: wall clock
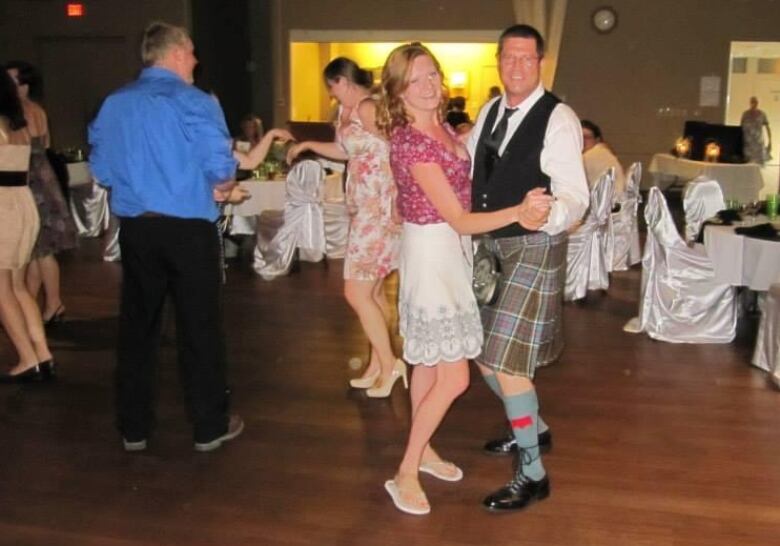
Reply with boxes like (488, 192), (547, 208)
(592, 6), (618, 34)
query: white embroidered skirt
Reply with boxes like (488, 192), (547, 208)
(398, 222), (483, 366)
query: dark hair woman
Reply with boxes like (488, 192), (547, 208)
(5, 61), (77, 327)
(287, 56), (404, 397)
(0, 69), (55, 383)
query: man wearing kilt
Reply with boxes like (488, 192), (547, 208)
(467, 24), (589, 511)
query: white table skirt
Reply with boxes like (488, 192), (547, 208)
(228, 172), (344, 220)
(648, 153), (762, 202)
(703, 217), (780, 291)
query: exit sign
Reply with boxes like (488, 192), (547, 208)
(66, 3), (85, 17)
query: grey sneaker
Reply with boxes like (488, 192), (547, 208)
(123, 438), (147, 452)
(194, 415), (244, 452)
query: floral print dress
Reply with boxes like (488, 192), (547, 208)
(337, 105), (400, 280)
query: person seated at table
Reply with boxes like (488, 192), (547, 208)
(445, 96), (471, 130)
(582, 119), (625, 198)
(233, 127), (294, 171)
(234, 113), (264, 153)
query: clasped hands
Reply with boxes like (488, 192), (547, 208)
(285, 142), (306, 165)
(213, 181), (249, 205)
(516, 187), (553, 231)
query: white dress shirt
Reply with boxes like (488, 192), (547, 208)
(467, 84), (589, 235)
(583, 142), (626, 197)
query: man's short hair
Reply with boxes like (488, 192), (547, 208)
(141, 21), (190, 66)
(497, 24), (545, 57)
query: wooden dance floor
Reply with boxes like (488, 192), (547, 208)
(1, 239), (778, 545)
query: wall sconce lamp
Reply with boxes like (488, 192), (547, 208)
(450, 71), (468, 89)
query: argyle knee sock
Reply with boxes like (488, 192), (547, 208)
(503, 389), (546, 480)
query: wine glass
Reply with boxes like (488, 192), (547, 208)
(741, 200), (761, 225)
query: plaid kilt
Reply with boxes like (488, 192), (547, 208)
(476, 231), (567, 378)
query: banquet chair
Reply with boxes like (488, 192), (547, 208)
(624, 187), (737, 343)
(103, 214), (121, 262)
(70, 180), (110, 237)
(608, 161), (642, 271)
(683, 176), (725, 243)
(321, 172), (349, 259)
(751, 281), (780, 386)
(564, 168), (615, 301)
(253, 160), (326, 280)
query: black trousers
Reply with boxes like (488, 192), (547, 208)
(117, 216), (228, 443)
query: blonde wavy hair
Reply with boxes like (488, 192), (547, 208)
(376, 43), (449, 138)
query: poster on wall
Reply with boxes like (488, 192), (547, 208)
(700, 76), (721, 107)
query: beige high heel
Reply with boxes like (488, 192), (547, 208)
(366, 359), (408, 398)
(349, 367), (380, 389)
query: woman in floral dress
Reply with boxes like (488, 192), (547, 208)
(287, 57), (403, 397)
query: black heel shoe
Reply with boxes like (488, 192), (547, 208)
(43, 305), (65, 327)
(39, 360), (56, 381)
(0, 365), (45, 384)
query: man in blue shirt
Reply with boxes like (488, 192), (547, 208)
(89, 21), (245, 453)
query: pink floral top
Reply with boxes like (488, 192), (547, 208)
(390, 124), (471, 224)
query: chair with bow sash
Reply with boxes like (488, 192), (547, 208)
(252, 160), (326, 280)
(70, 164), (110, 238)
(565, 168), (615, 301)
(623, 187), (737, 343)
(752, 280), (780, 387)
(683, 176), (725, 243)
(608, 161), (642, 271)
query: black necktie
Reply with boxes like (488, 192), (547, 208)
(483, 107), (517, 154)
(482, 107), (517, 179)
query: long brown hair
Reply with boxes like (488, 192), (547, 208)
(376, 43), (448, 138)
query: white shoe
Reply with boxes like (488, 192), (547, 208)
(349, 367), (379, 389)
(384, 480), (430, 515)
(419, 460), (463, 482)
(366, 359), (408, 398)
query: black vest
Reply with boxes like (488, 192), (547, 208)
(472, 92), (561, 238)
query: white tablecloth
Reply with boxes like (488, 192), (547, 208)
(66, 161), (92, 187)
(648, 153), (762, 202)
(227, 172), (344, 235)
(703, 217), (780, 291)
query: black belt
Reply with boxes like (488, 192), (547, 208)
(0, 171), (28, 187)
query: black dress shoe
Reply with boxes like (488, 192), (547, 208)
(483, 429), (552, 455)
(0, 365), (45, 384)
(483, 474), (550, 512)
(39, 360), (56, 381)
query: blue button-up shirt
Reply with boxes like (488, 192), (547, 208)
(88, 67), (237, 221)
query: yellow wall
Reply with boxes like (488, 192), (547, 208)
(290, 42), (326, 121)
(290, 41), (501, 122)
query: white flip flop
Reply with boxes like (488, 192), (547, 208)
(419, 460), (464, 482)
(384, 479), (431, 515)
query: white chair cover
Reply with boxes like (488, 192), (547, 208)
(565, 168), (615, 301)
(252, 160), (326, 280)
(70, 181), (110, 237)
(103, 214), (121, 262)
(625, 187), (737, 343)
(608, 162), (642, 271)
(683, 176), (725, 243)
(322, 202), (349, 259)
(751, 281), (780, 386)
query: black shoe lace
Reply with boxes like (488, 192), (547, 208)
(506, 447), (541, 490)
